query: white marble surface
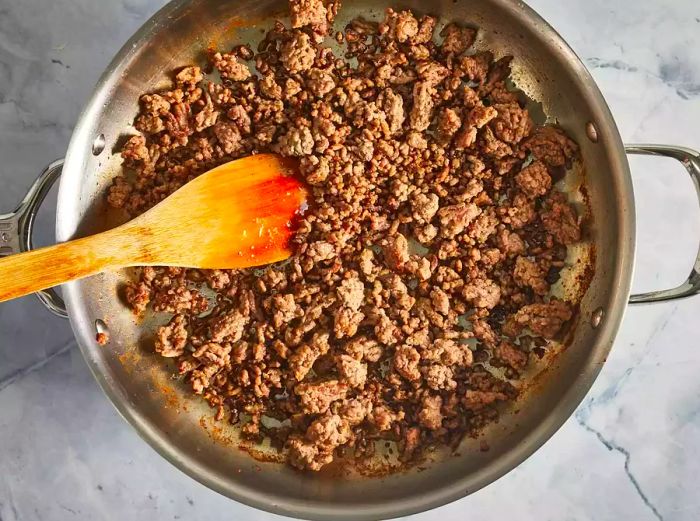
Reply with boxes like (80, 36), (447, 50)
(1, 0), (699, 519)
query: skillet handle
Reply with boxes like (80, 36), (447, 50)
(626, 144), (700, 304)
(0, 159), (68, 317)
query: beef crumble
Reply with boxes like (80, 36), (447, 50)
(109, 0), (584, 472)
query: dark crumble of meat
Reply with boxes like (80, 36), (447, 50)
(541, 191), (581, 245)
(111, 1), (586, 472)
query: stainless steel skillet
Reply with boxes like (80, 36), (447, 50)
(1, 0), (698, 519)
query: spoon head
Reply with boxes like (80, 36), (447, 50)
(128, 154), (307, 269)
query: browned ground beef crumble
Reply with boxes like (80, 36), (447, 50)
(108, 0), (582, 471)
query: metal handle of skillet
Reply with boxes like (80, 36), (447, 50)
(625, 144), (700, 303)
(0, 159), (67, 317)
(2, 147), (698, 316)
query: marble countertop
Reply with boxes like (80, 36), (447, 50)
(1, 0), (699, 519)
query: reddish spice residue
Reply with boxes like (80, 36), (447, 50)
(206, 14), (279, 61)
(199, 415), (236, 445)
(96, 332), (109, 345)
(212, 171), (307, 269)
(157, 383), (180, 410)
(117, 350), (139, 376)
(238, 443), (286, 464)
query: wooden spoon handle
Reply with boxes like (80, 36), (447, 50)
(0, 230), (130, 303)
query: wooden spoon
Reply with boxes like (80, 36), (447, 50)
(0, 154), (307, 303)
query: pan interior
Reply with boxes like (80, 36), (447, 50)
(56, 0), (634, 518)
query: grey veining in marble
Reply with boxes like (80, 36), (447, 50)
(1, 0), (699, 520)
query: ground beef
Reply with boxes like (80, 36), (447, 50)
(504, 299), (573, 339)
(411, 192), (440, 222)
(410, 81), (435, 131)
(380, 88), (405, 134)
(434, 108), (461, 146)
(124, 282), (150, 314)
(152, 286), (208, 315)
(336, 354), (368, 388)
(296, 380), (349, 414)
(541, 192), (581, 245)
(463, 389), (509, 409)
(383, 233), (410, 269)
(438, 203), (481, 238)
(289, 0), (328, 34)
(209, 310), (248, 342)
(424, 364), (456, 390)
(463, 278), (501, 309)
(339, 398), (372, 426)
(287, 413), (352, 470)
(280, 32), (316, 73)
(458, 52), (492, 83)
(334, 307), (365, 338)
(213, 120), (242, 155)
(472, 319), (497, 346)
(469, 210), (499, 243)
(289, 344), (317, 380)
(212, 53), (251, 82)
(496, 229), (525, 257)
(418, 394), (443, 430)
(276, 125), (314, 157)
(516, 160), (551, 198)
(382, 9), (419, 43)
(289, 335), (328, 380)
(524, 126), (578, 168)
(155, 314), (188, 357)
(394, 345), (421, 382)
(502, 193), (535, 229)
(424, 338), (473, 367)
(470, 104), (498, 128)
(306, 68), (335, 97)
(110, 2), (586, 472)
(430, 287), (450, 315)
(345, 335), (382, 362)
(369, 406), (404, 431)
(337, 276), (365, 310)
(492, 341), (529, 371)
(491, 102), (533, 144)
(120, 135), (149, 166)
(260, 74), (283, 99)
(513, 256), (549, 296)
(439, 23), (477, 55)
(307, 240), (335, 262)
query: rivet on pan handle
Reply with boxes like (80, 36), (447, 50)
(626, 144), (700, 304)
(0, 159), (68, 317)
